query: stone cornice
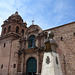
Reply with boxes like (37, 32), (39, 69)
(44, 21), (75, 31)
(25, 48), (38, 53)
(0, 32), (21, 40)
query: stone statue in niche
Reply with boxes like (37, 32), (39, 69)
(46, 56), (50, 64)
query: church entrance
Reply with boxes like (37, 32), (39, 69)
(26, 57), (37, 75)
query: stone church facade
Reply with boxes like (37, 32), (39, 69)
(0, 12), (75, 75)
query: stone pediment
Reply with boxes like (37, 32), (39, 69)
(25, 48), (38, 53)
(27, 25), (42, 34)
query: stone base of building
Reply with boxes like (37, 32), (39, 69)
(15, 72), (23, 75)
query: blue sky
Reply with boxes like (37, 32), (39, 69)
(0, 0), (75, 34)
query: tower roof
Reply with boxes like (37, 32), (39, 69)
(8, 11), (23, 21)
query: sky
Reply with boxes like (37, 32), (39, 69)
(0, 0), (75, 34)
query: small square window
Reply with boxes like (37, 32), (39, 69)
(74, 33), (75, 36)
(1, 64), (3, 69)
(4, 43), (6, 47)
(13, 64), (16, 68)
(60, 37), (63, 41)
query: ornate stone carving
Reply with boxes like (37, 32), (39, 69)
(46, 56), (50, 64)
(56, 57), (59, 65)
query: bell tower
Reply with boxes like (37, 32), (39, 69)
(1, 11), (27, 37)
(0, 12), (27, 75)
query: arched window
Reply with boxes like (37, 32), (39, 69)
(8, 26), (11, 32)
(60, 37), (63, 41)
(28, 35), (35, 48)
(1, 64), (3, 69)
(13, 64), (16, 68)
(4, 27), (6, 34)
(4, 43), (6, 47)
(16, 26), (19, 33)
(21, 29), (24, 35)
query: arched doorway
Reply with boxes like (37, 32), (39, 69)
(26, 57), (37, 75)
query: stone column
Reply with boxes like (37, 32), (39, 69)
(36, 51), (40, 75)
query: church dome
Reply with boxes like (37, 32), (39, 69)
(8, 11), (23, 23)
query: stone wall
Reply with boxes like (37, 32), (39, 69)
(46, 22), (75, 75)
(0, 37), (19, 75)
(0, 13), (75, 75)
(0, 37), (12, 75)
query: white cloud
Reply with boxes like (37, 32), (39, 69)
(0, 0), (75, 33)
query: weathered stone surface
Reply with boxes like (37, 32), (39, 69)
(41, 52), (62, 75)
(0, 12), (75, 75)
